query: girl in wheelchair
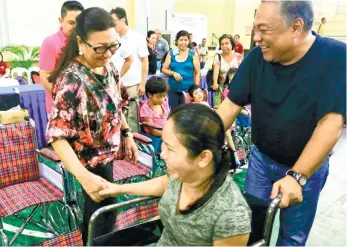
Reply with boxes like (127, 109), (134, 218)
(100, 104), (251, 246)
(140, 76), (170, 138)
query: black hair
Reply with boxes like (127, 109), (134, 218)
(234, 34), (240, 39)
(188, 84), (201, 99)
(61, 1), (84, 18)
(175, 30), (190, 46)
(192, 42), (197, 47)
(49, 7), (115, 83)
(219, 34), (236, 50)
(321, 17), (326, 22)
(265, 0), (314, 32)
(145, 76), (169, 97)
(0, 52), (3, 63)
(110, 7), (128, 26)
(147, 30), (156, 42)
(168, 104), (232, 214)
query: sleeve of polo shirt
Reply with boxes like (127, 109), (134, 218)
(39, 37), (57, 71)
(227, 48), (256, 106)
(317, 51), (346, 122)
(163, 39), (170, 53)
(138, 34), (150, 58)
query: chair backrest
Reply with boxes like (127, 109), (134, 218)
(0, 119), (40, 187)
(11, 67), (31, 84)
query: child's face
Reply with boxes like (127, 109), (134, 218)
(149, 92), (167, 105)
(192, 88), (203, 103)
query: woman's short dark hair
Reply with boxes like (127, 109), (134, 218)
(147, 30), (156, 40)
(145, 76), (169, 97)
(49, 7), (115, 82)
(168, 104), (232, 214)
(175, 30), (190, 46)
(188, 84), (200, 98)
(219, 34), (236, 50)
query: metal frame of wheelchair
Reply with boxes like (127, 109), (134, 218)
(86, 193), (282, 246)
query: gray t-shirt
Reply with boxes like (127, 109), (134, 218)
(156, 174), (251, 246)
(155, 38), (169, 60)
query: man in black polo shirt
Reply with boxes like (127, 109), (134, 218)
(217, 1), (346, 246)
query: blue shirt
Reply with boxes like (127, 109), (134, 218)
(228, 32), (346, 166)
(156, 38), (170, 60)
(168, 48), (195, 92)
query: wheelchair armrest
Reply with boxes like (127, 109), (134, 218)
(133, 133), (152, 144)
(87, 197), (159, 246)
(37, 148), (61, 162)
(141, 122), (163, 130)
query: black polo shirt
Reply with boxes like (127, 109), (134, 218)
(228, 33), (346, 166)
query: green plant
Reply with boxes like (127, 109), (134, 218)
(0, 45), (40, 69)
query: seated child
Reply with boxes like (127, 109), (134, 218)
(188, 85), (210, 107)
(188, 85), (241, 167)
(140, 76), (170, 137)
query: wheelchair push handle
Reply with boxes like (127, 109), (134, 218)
(86, 196), (155, 246)
(252, 193), (282, 247)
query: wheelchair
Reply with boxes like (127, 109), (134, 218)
(0, 118), (79, 246)
(86, 193), (282, 246)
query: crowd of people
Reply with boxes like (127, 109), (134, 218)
(2, 0), (343, 246)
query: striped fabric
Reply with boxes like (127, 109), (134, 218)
(40, 229), (83, 246)
(0, 178), (63, 217)
(0, 121), (40, 188)
(113, 160), (152, 182)
(115, 202), (159, 230)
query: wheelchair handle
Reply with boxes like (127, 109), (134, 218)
(87, 196), (156, 246)
(252, 193), (282, 247)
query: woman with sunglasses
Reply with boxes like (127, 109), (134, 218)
(47, 7), (137, 244)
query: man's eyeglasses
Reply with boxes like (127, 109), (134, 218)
(81, 38), (121, 54)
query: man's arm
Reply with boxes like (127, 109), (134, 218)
(119, 55), (133, 78)
(293, 113), (344, 178)
(216, 98), (243, 131)
(40, 70), (53, 92)
(137, 56), (149, 97)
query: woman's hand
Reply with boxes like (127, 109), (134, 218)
(211, 83), (219, 91)
(173, 72), (183, 82)
(99, 182), (122, 198)
(78, 172), (110, 203)
(125, 135), (138, 164)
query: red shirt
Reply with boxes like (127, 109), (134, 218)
(0, 61), (9, 76)
(234, 42), (244, 54)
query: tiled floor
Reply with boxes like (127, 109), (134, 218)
(270, 129), (347, 246)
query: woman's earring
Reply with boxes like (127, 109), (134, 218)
(79, 51), (83, 55)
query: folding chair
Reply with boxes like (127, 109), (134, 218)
(0, 119), (74, 245)
(39, 229), (83, 246)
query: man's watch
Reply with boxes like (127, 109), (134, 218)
(286, 169), (307, 186)
(122, 128), (133, 137)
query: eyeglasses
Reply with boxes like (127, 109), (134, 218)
(81, 38), (121, 54)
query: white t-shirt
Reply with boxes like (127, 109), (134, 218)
(111, 29), (149, 87)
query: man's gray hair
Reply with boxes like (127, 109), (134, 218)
(263, 0), (314, 32)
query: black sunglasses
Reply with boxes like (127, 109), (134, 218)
(81, 38), (121, 54)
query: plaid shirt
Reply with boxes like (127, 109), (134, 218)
(47, 60), (123, 168)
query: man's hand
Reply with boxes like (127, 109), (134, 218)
(125, 136), (138, 164)
(271, 175), (303, 208)
(138, 83), (145, 97)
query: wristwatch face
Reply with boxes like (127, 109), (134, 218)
(125, 132), (133, 138)
(298, 176), (307, 186)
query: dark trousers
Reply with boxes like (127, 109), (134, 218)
(81, 163), (116, 245)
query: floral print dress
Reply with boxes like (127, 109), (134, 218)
(46, 60), (123, 168)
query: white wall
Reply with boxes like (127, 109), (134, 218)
(1, 0), (127, 47)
